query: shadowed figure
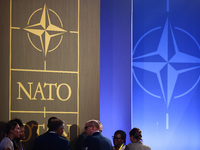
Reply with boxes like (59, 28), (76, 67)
(21, 121), (38, 150)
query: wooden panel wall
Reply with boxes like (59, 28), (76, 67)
(0, 0), (100, 149)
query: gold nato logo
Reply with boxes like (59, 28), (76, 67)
(24, 4), (66, 57)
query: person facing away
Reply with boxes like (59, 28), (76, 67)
(112, 130), (126, 150)
(0, 120), (20, 150)
(32, 119), (70, 150)
(83, 120), (112, 150)
(75, 120), (103, 150)
(125, 128), (151, 150)
(11, 119), (25, 150)
(42, 117), (57, 136)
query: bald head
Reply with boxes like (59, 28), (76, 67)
(84, 120), (101, 136)
(86, 120), (100, 130)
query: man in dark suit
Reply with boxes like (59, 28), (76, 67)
(41, 116), (57, 136)
(33, 119), (70, 150)
(83, 120), (112, 150)
(75, 120), (103, 150)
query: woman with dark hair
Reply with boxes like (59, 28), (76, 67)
(12, 119), (25, 150)
(125, 128), (151, 150)
(0, 120), (20, 150)
(112, 130), (126, 150)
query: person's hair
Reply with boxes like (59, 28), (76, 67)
(97, 121), (103, 132)
(47, 117), (57, 127)
(12, 118), (23, 127)
(87, 120), (100, 130)
(129, 128), (142, 141)
(5, 120), (18, 135)
(114, 130), (126, 144)
(48, 119), (64, 131)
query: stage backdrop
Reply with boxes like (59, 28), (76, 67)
(0, 0), (100, 149)
(132, 0), (200, 150)
(100, 0), (132, 144)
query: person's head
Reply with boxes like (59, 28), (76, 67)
(12, 118), (25, 140)
(48, 119), (65, 136)
(84, 120), (100, 136)
(113, 130), (126, 147)
(5, 120), (20, 140)
(129, 128), (142, 143)
(47, 117), (57, 128)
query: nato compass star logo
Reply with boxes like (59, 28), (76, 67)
(133, 17), (200, 129)
(24, 4), (66, 63)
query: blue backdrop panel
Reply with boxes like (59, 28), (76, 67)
(132, 0), (200, 150)
(100, 0), (132, 144)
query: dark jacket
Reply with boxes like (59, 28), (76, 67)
(83, 132), (112, 150)
(33, 132), (70, 150)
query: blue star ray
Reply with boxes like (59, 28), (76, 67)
(157, 18), (169, 61)
(167, 65), (178, 107)
(133, 27), (161, 59)
(133, 70), (161, 99)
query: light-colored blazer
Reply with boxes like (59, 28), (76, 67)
(125, 141), (151, 150)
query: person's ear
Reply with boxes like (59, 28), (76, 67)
(122, 139), (124, 143)
(10, 129), (14, 134)
(130, 136), (133, 140)
(57, 127), (62, 133)
(91, 125), (94, 130)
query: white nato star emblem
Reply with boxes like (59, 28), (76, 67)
(133, 18), (200, 108)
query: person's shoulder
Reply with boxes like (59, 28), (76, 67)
(126, 142), (151, 150)
(0, 137), (13, 150)
(140, 142), (151, 150)
(40, 131), (49, 136)
(84, 133), (99, 144)
(0, 137), (7, 143)
(93, 132), (107, 139)
(98, 134), (112, 146)
(36, 133), (47, 140)
(125, 143), (132, 148)
(86, 132), (110, 143)
(0, 137), (12, 144)
(58, 136), (70, 143)
(100, 134), (111, 141)
(125, 142), (138, 148)
(143, 144), (151, 150)
(1, 137), (10, 141)
(35, 132), (54, 142)
(88, 132), (101, 140)
(59, 135), (69, 140)
(57, 136), (70, 148)
(103, 135), (112, 143)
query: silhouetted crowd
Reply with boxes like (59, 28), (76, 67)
(0, 118), (151, 150)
